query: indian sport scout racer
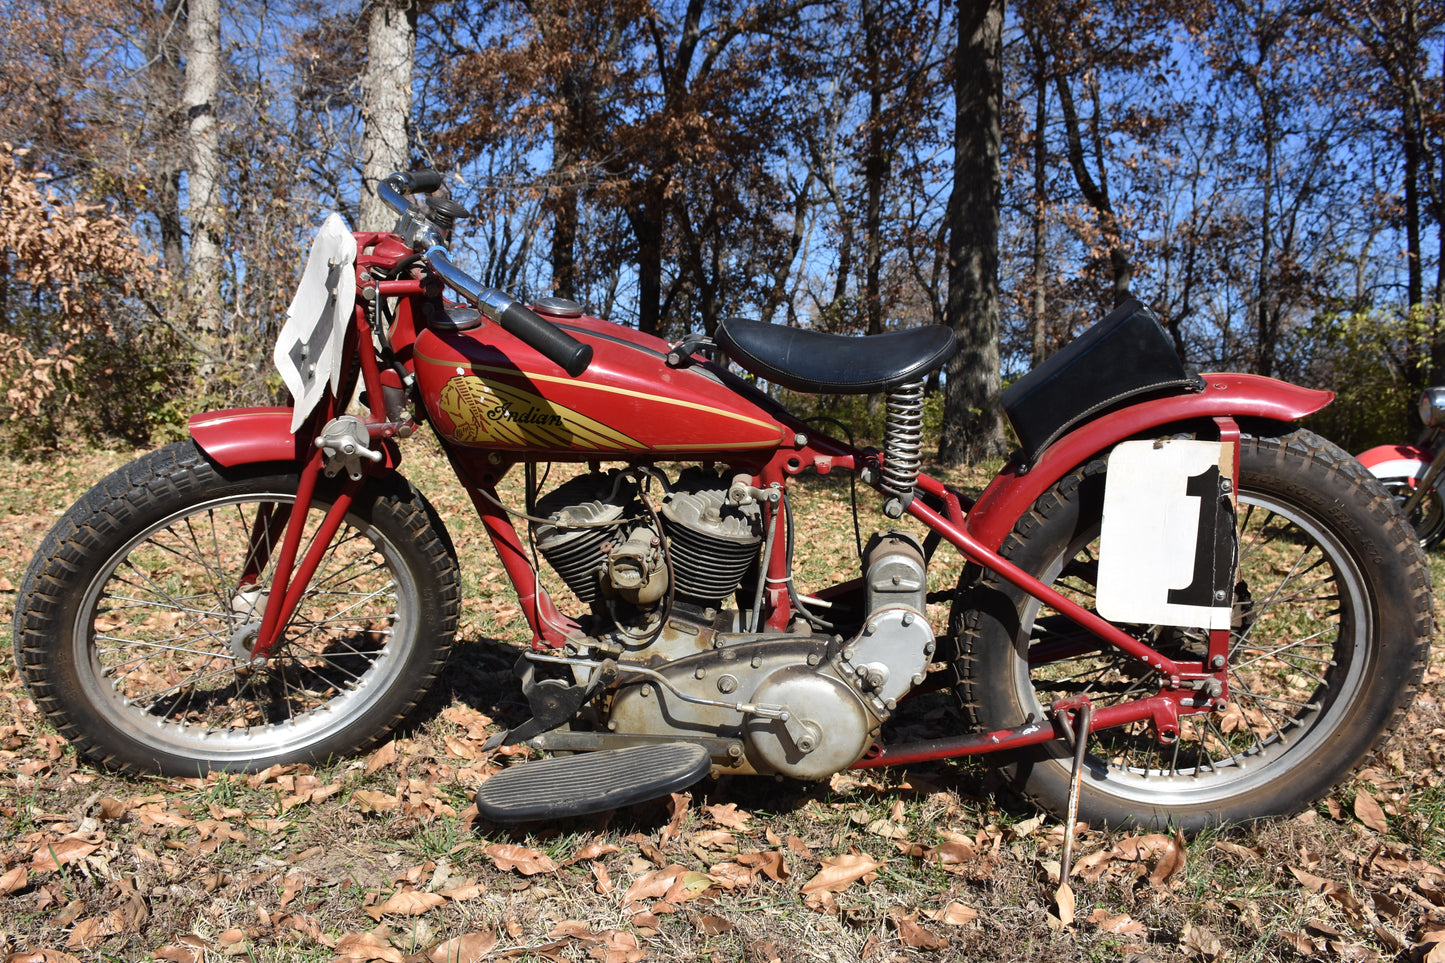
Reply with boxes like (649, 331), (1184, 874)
(13, 171), (1433, 837)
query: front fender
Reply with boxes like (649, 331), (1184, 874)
(966, 373), (1333, 550)
(1356, 443), (1432, 481)
(189, 408), (309, 467)
(189, 407), (401, 470)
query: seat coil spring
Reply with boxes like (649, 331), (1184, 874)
(881, 380), (925, 513)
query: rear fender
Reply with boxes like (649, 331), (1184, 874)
(1356, 443), (1431, 482)
(189, 407), (400, 470)
(966, 373), (1333, 550)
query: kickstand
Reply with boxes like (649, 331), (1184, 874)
(1059, 701), (1092, 885)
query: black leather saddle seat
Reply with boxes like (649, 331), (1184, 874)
(714, 318), (957, 394)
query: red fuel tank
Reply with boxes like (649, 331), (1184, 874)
(412, 310), (791, 461)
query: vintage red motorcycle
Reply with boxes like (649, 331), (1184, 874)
(13, 172), (1432, 834)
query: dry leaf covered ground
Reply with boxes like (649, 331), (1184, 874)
(2, 440), (1445, 963)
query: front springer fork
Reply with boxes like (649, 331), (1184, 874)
(245, 447), (364, 662)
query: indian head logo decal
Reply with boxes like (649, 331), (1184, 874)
(436, 376), (644, 450)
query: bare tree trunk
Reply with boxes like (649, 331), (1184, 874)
(147, 0), (187, 280)
(628, 189), (666, 336)
(1028, 30), (1049, 365)
(185, 0), (224, 361)
(938, 0), (1008, 466)
(548, 68), (585, 300)
(157, 171), (185, 279)
(359, 0), (416, 231)
(862, 0), (886, 339)
(549, 134), (580, 300)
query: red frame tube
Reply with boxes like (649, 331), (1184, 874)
(469, 481), (579, 648)
(853, 695), (1182, 768)
(906, 496), (1206, 681)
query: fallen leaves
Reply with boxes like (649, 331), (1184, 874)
(366, 890), (447, 920)
(621, 865), (718, 911)
(335, 930), (406, 963)
(1, 951), (83, 963)
(886, 907), (949, 950)
(1088, 908), (1147, 937)
(799, 852), (884, 910)
(421, 931), (496, 963)
(703, 803), (751, 831)
(352, 789), (400, 814)
(1181, 922), (1223, 960)
(30, 835), (102, 872)
(734, 849), (789, 882)
(1354, 790), (1390, 834)
(0, 865), (28, 895)
(483, 844), (558, 876)
(1050, 881), (1076, 929)
(1073, 832), (1187, 888)
(929, 901), (980, 926)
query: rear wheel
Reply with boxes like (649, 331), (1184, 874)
(13, 440), (459, 775)
(956, 428), (1432, 831)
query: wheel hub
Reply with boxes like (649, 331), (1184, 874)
(229, 621), (263, 662)
(229, 588), (268, 662)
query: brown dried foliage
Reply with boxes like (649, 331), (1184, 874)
(0, 146), (171, 448)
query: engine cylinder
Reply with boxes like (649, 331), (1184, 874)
(532, 474), (630, 604)
(660, 471), (763, 605)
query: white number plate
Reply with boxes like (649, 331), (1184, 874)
(1096, 439), (1235, 630)
(274, 213), (357, 433)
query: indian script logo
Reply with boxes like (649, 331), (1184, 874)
(436, 376), (643, 450)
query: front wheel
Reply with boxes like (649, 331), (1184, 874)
(955, 428), (1432, 832)
(13, 441), (460, 776)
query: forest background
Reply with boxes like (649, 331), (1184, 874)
(1, 2), (1445, 960)
(0, 0), (1441, 461)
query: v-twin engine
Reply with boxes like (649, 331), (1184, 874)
(529, 473), (934, 779)
(532, 467), (765, 614)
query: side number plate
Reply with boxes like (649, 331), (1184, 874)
(1096, 439), (1236, 630)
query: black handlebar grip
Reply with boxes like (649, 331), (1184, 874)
(399, 170), (445, 194)
(499, 302), (594, 377)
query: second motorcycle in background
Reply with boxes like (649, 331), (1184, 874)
(1359, 387), (1445, 549)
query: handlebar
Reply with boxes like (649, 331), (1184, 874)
(424, 247), (593, 377)
(376, 172), (594, 378)
(375, 175), (412, 219)
(395, 170), (445, 194)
